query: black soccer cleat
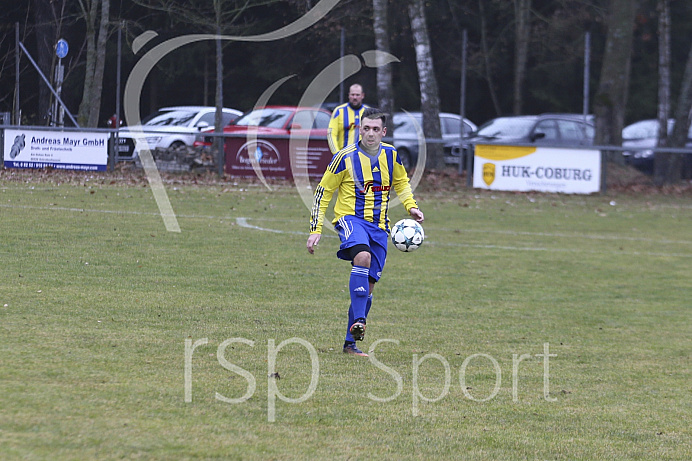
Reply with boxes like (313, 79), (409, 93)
(349, 318), (366, 341)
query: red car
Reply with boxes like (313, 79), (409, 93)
(193, 105), (331, 148)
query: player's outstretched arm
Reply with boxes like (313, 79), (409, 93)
(307, 233), (321, 254)
(409, 207), (424, 223)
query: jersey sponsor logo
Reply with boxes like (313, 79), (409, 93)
(359, 180), (391, 194)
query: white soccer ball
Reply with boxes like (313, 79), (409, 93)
(391, 218), (425, 252)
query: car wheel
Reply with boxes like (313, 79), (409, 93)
(169, 141), (186, 151)
(398, 148), (412, 171)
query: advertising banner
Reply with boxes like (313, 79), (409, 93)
(3, 128), (108, 171)
(473, 144), (601, 194)
(225, 136), (332, 179)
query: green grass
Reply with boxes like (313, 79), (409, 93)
(0, 172), (690, 460)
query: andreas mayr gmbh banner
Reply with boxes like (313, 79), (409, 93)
(3, 128), (108, 171)
(473, 144), (601, 194)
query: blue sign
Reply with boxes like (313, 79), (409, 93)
(56, 39), (69, 59)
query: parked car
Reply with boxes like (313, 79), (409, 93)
(117, 106), (242, 160)
(621, 118), (692, 174)
(319, 102), (340, 114)
(455, 113), (595, 169)
(390, 112), (477, 170)
(194, 105), (332, 147)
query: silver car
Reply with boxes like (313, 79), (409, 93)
(390, 112), (477, 170)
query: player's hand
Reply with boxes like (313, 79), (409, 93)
(307, 233), (321, 254)
(409, 207), (424, 223)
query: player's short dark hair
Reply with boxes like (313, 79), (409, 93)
(362, 107), (387, 127)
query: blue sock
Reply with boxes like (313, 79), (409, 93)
(345, 295), (374, 343)
(345, 304), (355, 343)
(349, 266), (369, 321)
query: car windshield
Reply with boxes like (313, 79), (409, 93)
(143, 110), (197, 127)
(232, 109), (293, 128)
(476, 117), (536, 139)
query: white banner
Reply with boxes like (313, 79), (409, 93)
(473, 145), (601, 194)
(3, 128), (108, 171)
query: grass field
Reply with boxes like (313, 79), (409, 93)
(0, 170), (690, 460)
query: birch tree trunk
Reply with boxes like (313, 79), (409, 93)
(593, 0), (638, 164)
(653, 0), (686, 185)
(513, 0), (531, 115)
(408, 0), (443, 170)
(372, 0), (394, 115)
(655, 0), (670, 148)
(215, 21), (225, 176)
(658, 44), (692, 184)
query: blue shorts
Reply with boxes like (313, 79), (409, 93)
(334, 215), (389, 282)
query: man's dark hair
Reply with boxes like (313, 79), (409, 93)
(362, 107), (387, 127)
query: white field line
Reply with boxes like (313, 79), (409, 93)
(1, 203), (690, 257)
(434, 227), (692, 246)
(233, 217), (692, 259)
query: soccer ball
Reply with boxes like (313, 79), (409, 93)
(391, 219), (425, 252)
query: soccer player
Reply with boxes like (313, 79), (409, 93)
(307, 108), (424, 357)
(327, 84), (370, 154)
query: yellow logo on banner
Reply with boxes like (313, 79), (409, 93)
(483, 163), (495, 186)
(475, 144), (536, 161)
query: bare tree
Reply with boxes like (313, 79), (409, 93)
(593, 0), (639, 164)
(372, 0), (394, 115)
(513, 0), (531, 115)
(408, 0), (443, 170)
(133, 0), (283, 174)
(76, 0), (109, 127)
(478, 0), (502, 117)
(31, 0), (66, 125)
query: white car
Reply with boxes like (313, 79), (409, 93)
(116, 106), (242, 160)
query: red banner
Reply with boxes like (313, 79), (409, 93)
(225, 135), (332, 179)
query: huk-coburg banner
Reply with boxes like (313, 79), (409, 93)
(473, 144), (601, 194)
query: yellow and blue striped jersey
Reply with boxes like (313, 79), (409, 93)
(310, 142), (418, 234)
(327, 103), (370, 154)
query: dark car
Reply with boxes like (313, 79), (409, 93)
(455, 113), (595, 169)
(390, 112), (477, 170)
